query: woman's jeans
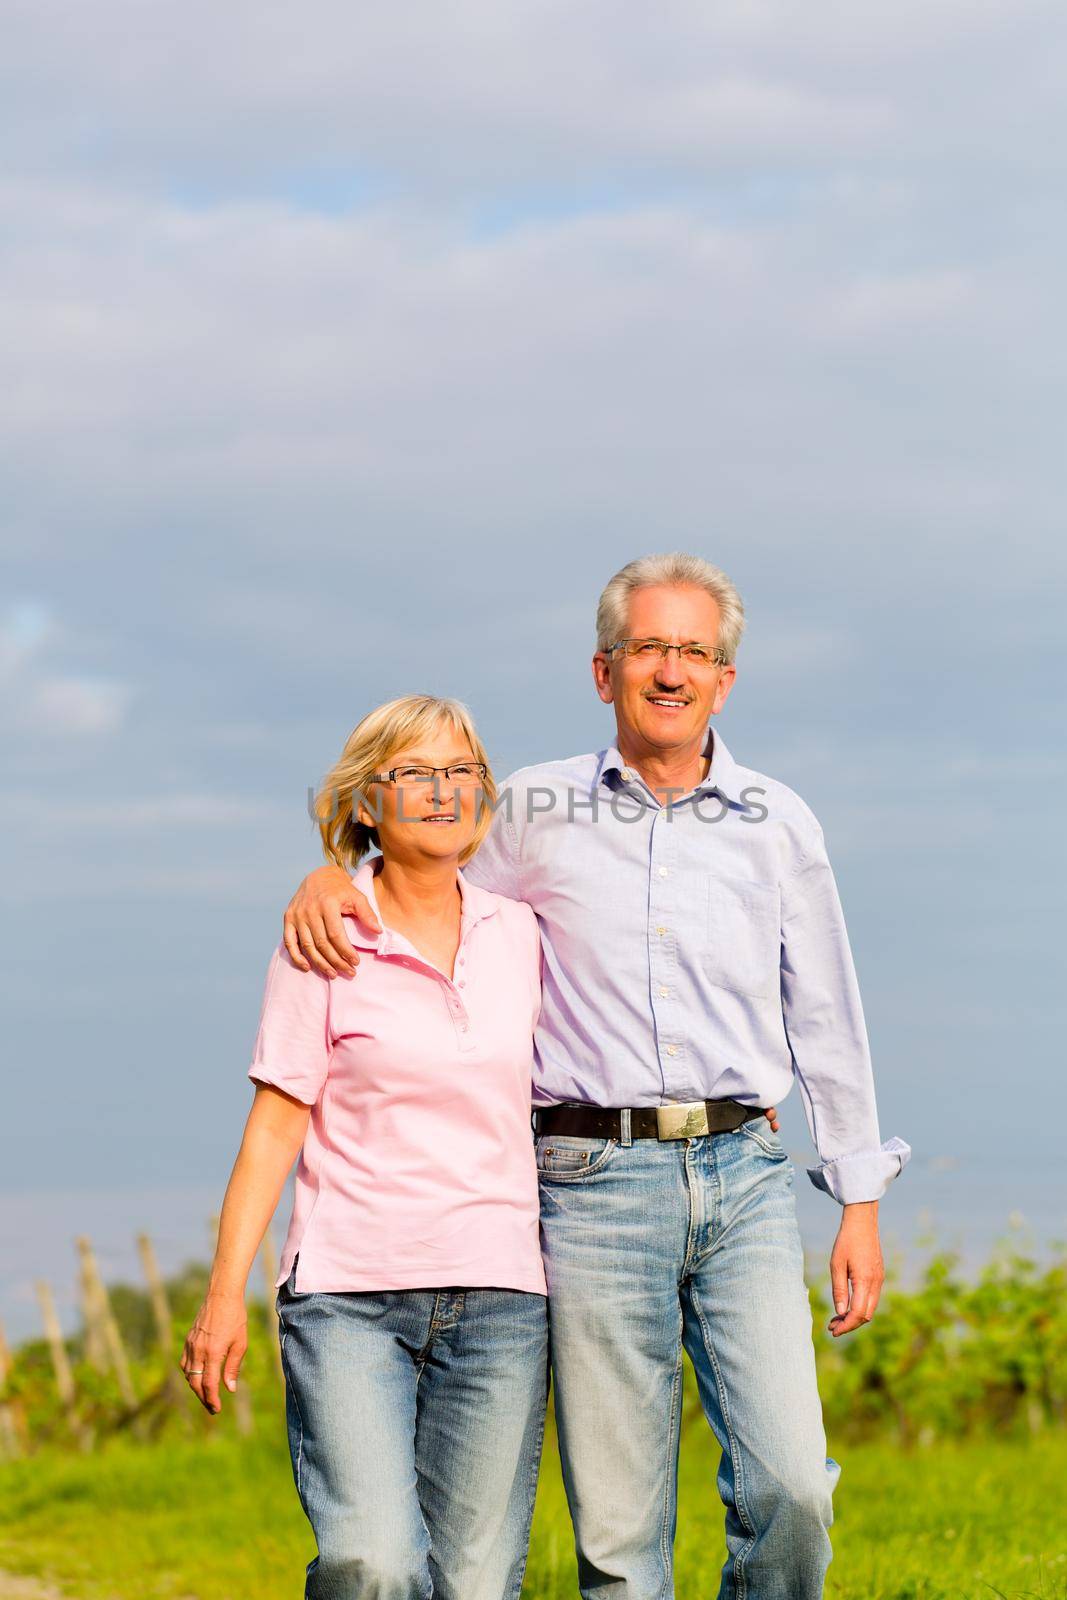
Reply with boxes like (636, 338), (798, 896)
(536, 1116), (842, 1600)
(276, 1265), (549, 1600)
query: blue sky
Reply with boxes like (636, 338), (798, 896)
(2, 0), (1065, 1338)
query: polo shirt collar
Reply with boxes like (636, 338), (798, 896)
(347, 855), (499, 953)
(596, 722), (741, 803)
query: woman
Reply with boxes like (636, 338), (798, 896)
(181, 693), (549, 1600)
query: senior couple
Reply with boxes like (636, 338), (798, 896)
(183, 551), (910, 1599)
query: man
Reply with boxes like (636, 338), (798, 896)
(283, 551), (911, 1598)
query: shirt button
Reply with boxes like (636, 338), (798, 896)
(656, 926), (667, 936)
(620, 767), (633, 781)
(666, 1044), (678, 1057)
(658, 986), (669, 998)
(658, 866), (668, 878)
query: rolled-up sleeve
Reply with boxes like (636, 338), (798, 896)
(248, 943), (332, 1106)
(780, 825), (911, 1205)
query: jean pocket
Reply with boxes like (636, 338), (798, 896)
(738, 1119), (789, 1160)
(535, 1135), (617, 1179)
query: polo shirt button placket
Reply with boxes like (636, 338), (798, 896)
(444, 980), (475, 1049)
(651, 825), (682, 1089)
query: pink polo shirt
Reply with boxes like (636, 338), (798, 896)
(248, 856), (547, 1296)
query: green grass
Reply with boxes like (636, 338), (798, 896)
(1, 1412), (1065, 1599)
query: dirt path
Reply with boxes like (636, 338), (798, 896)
(0, 1575), (198, 1600)
(0, 1576), (68, 1600)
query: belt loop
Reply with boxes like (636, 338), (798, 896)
(619, 1108), (632, 1148)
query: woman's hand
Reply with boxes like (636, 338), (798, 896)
(181, 1291), (248, 1414)
(283, 864), (377, 978)
(763, 1105), (780, 1132)
(179, 1084), (311, 1413)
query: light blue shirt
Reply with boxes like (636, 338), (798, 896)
(462, 723), (911, 1205)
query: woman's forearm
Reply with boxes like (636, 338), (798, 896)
(207, 1086), (311, 1299)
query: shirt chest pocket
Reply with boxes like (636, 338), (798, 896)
(703, 875), (781, 1000)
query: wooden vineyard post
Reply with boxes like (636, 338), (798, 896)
(79, 1252), (108, 1372)
(137, 1233), (173, 1353)
(208, 1215), (253, 1437)
(0, 1320), (28, 1459)
(137, 1232), (188, 1424)
(75, 1237), (140, 1429)
(35, 1280), (90, 1451)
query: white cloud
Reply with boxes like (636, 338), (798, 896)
(0, 602), (134, 737)
(30, 675), (134, 735)
(0, 790), (287, 831)
(833, 270), (976, 334)
(3, 0), (1062, 193)
(0, 184), (1052, 550)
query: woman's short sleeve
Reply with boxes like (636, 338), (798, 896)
(247, 943), (331, 1106)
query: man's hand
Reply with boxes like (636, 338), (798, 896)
(827, 1202), (884, 1336)
(283, 864), (378, 978)
(763, 1105), (780, 1132)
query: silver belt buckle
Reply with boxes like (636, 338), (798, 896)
(655, 1101), (710, 1140)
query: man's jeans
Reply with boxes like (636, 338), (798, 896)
(537, 1116), (842, 1599)
(276, 1264), (549, 1600)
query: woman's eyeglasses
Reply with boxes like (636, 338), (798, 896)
(370, 762), (489, 785)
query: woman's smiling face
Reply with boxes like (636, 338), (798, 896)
(356, 725), (485, 864)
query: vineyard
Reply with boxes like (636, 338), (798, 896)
(2, 1231), (1064, 1459)
(0, 1232), (1065, 1598)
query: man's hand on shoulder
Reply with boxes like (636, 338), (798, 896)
(283, 864), (379, 979)
(827, 1202), (885, 1337)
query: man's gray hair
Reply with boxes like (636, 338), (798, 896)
(595, 553), (746, 664)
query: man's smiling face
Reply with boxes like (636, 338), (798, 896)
(592, 583), (736, 759)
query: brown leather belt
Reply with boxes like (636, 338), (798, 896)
(533, 1098), (766, 1142)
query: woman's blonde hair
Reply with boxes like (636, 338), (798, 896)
(313, 694), (498, 870)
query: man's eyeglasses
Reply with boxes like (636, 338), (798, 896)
(608, 638), (728, 668)
(370, 762), (489, 785)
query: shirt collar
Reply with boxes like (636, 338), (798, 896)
(595, 723), (741, 804)
(347, 855), (500, 953)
